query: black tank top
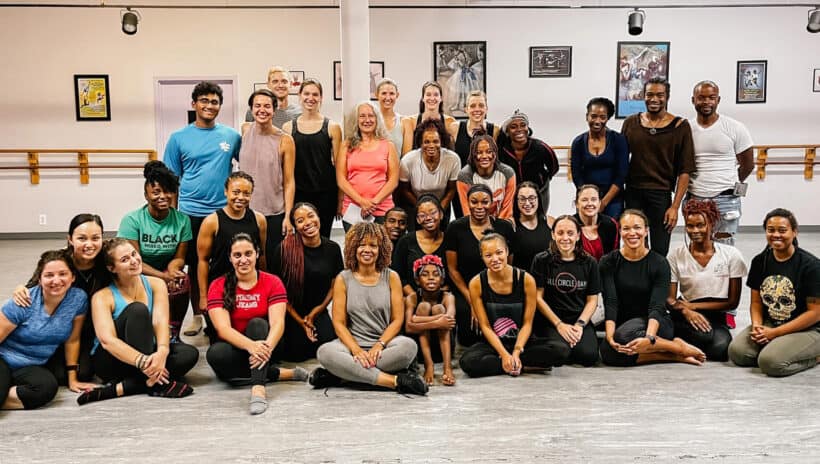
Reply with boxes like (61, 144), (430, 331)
(292, 118), (336, 193)
(454, 121), (495, 167)
(208, 208), (262, 282)
(479, 267), (525, 341)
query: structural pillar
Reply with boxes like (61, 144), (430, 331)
(339, 0), (371, 129)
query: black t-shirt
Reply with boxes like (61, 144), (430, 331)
(271, 237), (343, 315)
(599, 250), (670, 325)
(530, 251), (601, 323)
(513, 216), (551, 270)
(747, 247), (820, 327)
(444, 216), (515, 284)
(391, 232), (447, 290)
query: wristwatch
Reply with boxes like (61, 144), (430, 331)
(575, 319), (587, 327)
(647, 335), (656, 345)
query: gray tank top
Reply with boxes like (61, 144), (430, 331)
(339, 268), (392, 346)
(238, 122), (284, 216)
(386, 113), (403, 156)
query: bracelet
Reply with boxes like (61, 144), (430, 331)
(513, 346), (524, 354)
(66, 364), (79, 372)
(134, 353), (142, 368)
(377, 340), (387, 349)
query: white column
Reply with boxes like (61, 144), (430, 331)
(339, 0), (371, 131)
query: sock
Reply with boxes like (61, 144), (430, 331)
(291, 367), (309, 382)
(148, 380), (193, 398)
(77, 384), (117, 405)
(266, 366), (281, 382)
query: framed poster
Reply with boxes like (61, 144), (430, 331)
(74, 74), (111, 121)
(812, 68), (819, 92)
(333, 61), (385, 101)
(433, 41), (487, 118)
(615, 41), (670, 118)
(736, 60), (767, 103)
(289, 70), (305, 95)
(529, 46), (572, 78)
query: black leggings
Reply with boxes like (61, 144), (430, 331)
(599, 315), (674, 367)
(92, 303), (199, 395)
(206, 318), (280, 386)
(264, 214), (285, 274)
(0, 358), (58, 410)
(276, 311), (336, 362)
(672, 311), (732, 362)
(454, 291), (481, 348)
(541, 324), (600, 367)
(459, 337), (570, 378)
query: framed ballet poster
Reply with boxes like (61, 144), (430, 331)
(615, 41), (670, 118)
(433, 41), (487, 119)
(529, 46), (572, 78)
(736, 60), (767, 103)
(74, 74), (111, 121)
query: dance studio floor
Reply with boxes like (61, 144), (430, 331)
(1, 230), (819, 463)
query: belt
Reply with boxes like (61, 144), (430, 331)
(719, 188), (735, 196)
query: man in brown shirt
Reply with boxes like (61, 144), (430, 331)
(621, 77), (695, 256)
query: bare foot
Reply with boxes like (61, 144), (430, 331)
(679, 355), (704, 366)
(423, 367), (434, 386)
(673, 338), (706, 363)
(442, 369), (456, 386)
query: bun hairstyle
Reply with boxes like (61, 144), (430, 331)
(143, 160), (179, 194)
(478, 231), (508, 252)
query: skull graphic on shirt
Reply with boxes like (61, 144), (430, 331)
(759, 275), (796, 322)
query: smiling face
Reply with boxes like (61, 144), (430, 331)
(516, 186), (539, 218)
(644, 83), (668, 115)
(229, 239), (258, 277)
(39, 259), (75, 300)
(765, 216), (797, 253)
(685, 213), (711, 246)
(417, 264), (444, 292)
(692, 84), (720, 119)
(377, 83), (398, 112)
(384, 211), (408, 241)
(192, 93), (221, 124)
(252, 93), (275, 125)
(356, 235), (380, 266)
(506, 119), (529, 145)
(552, 218), (579, 256)
(108, 243), (143, 278)
(620, 213), (649, 251)
(292, 205), (321, 240)
(300, 83), (322, 111)
(421, 129), (441, 160)
(575, 187), (600, 219)
(468, 191), (492, 221)
(357, 103), (377, 135)
(586, 104), (609, 133)
(422, 84), (442, 112)
(473, 140), (496, 172)
(144, 182), (172, 215)
(225, 178), (253, 214)
(465, 94), (487, 123)
(267, 71), (290, 100)
(68, 221), (103, 263)
(480, 238), (508, 273)
(416, 201), (441, 232)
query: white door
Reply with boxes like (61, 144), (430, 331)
(154, 77), (238, 159)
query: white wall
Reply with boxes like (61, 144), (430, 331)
(0, 6), (818, 233)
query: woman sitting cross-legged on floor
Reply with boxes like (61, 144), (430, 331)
(205, 233), (308, 415)
(310, 222), (428, 395)
(79, 238), (198, 405)
(599, 210), (706, 367)
(459, 233), (569, 378)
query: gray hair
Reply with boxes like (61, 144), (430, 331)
(345, 101), (388, 149)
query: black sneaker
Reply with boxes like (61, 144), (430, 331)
(396, 372), (428, 396)
(308, 367), (342, 389)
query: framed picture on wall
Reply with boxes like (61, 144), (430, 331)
(813, 68), (819, 92)
(333, 61), (385, 101)
(74, 74), (111, 121)
(433, 41), (486, 118)
(529, 46), (572, 78)
(289, 70), (305, 95)
(614, 41), (670, 119)
(736, 60), (767, 103)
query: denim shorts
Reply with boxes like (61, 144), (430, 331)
(688, 193), (741, 246)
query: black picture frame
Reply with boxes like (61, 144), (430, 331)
(333, 61), (385, 101)
(736, 60), (767, 103)
(814, 69), (820, 93)
(433, 41), (487, 119)
(74, 74), (111, 121)
(529, 46), (572, 78)
(614, 41), (670, 119)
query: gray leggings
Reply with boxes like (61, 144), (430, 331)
(317, 336), (417, 385)
(728, 323), (820, 377)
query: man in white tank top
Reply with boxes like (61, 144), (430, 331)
(688, 80), (754, 246)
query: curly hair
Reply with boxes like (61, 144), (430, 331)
(682, 198), (720, 230)
(143, 160), (179, 194)
(412, 117), (452, 151)
(343, 222), (393, 272)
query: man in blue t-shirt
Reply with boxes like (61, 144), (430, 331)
(163, 81), (241, 336)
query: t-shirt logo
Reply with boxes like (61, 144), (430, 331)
(760, 274), (796, 322)
(220, 141), (231, 152)
(553, 271), (580, 294)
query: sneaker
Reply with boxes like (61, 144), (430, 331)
(396, 372), (428, 396)
(308, 367), (342, 389)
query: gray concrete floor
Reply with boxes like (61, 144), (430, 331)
(1, 231), (819, 463)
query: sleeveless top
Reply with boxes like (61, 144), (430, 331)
(238, 122), (284, 216)
(341, 139), (395, 217)
(208, 208), (262, 282)
(91, 275), (154, 354)
(340, 268), (392, 346)
(454, 121), (495, 167)
(293, 117), (336, 193)
(479, 267), (526, 342)
(385, 113), (403, 156)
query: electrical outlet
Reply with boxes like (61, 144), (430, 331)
(39, 214), (47, 226)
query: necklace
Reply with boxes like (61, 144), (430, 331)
(642, 113), (667, 135)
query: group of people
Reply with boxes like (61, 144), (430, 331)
(2, 69), (818, 416)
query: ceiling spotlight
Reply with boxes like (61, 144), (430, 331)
(808, 8), (820, 33)
(628, 8), (645, 36)
(121, 8), (141, 35)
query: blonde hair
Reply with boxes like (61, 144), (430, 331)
(376, 78), (399, 95)
(267, 66), (288, 83)
(345, 101), (388, 149)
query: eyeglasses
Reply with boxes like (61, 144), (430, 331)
(517, 195), (538, 204)
(197, 98), (221, 106)
(417, 210), (440, 221)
